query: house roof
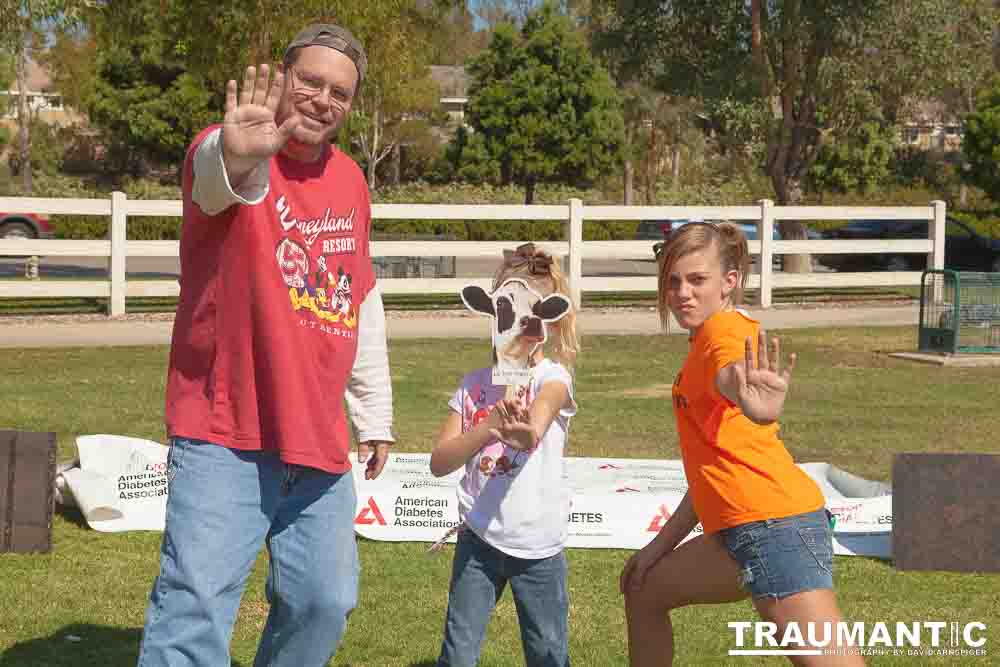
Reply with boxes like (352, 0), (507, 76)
(900, 98), (960, 126)
(430, 65), (468, 98)
(7, 59), (52, 93)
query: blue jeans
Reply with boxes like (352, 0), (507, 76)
(719, 508), (834, 600)
(137, 438), (359, 667)
(437, 529), (570, 667)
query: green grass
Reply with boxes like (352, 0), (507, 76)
(0, 286), (920, 316)
(1, 329), (998, 666)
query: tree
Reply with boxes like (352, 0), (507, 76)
(86, 1), (219, 174)
(458, 2), (623, 203)
(87, 1), (443, 185)
(0, 0), (92, 193)
(36, 22), (96, 115)
(961, 79), (1000, 201)
(0, 51), (12, 92)
(424, 4), (488, 66)
(474, 0), (542, 28)
(335, 2), (443, 190)
(807, 118), (897, 196)
(600, 0), (999, 272)
(589, 0), (755, 204)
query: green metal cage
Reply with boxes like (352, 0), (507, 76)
(919, 270), (1000, 354)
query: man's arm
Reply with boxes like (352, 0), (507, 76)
(191, 128), (271, 216)
(346, 284), (395, 478)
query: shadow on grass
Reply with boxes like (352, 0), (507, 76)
(0, 623), (247, 667)
(55, 504), (89, 530)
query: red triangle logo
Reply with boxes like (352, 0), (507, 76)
(354, 497), (387, 526)
(646, 504), (672, 532)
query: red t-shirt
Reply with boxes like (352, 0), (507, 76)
(165, 125), (375, 474)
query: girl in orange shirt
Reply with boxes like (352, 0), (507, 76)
(620, 222), (863, 666)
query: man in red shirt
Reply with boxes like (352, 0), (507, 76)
(138, 24), (394, 667)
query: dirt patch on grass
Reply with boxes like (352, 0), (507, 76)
(619, 383), (673, 398)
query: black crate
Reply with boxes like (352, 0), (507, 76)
(893, 453), (1000, 573)
(0, 430), (56, 553)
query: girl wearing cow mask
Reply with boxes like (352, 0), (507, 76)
(430, 243), (579, 667)
(620, 223), (861, 666)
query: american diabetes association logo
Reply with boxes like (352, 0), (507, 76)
(117, 451), (168, 501)
(354, 496), (459, 531)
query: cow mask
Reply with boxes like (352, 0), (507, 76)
(461, 278), (572, 386)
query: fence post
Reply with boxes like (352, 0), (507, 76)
(109, 191), (127, 317)
(567, 198), (583, 310)
(930, 200), (946, 272)
(758, 199), (774, 308)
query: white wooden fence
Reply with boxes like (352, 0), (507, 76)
(0, 194), (946, 316)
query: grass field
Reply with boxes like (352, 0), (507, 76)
(0, 285), (921, 316)
(1, 328), (998, 666)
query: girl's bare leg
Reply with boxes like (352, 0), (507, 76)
(625, 533), (747, 666)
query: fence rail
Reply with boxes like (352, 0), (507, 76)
(0, 195), (946, 316)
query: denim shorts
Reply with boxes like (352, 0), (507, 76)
(719, 508), (834, 600)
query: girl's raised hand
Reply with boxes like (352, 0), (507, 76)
(732, 331), (796, 425)
(489, 398), (538, 451)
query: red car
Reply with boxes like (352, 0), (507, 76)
(0, 211), (54, 240)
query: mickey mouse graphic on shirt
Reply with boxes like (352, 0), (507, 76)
(331, 267), (353, 317)
(278, 237), (358, 328)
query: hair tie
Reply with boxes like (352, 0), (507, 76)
(503, 243), (553, 276)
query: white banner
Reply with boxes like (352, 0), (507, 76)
(58, 435), (170, 532)
(55, 437), (892, 558)
(351, 454), (893, 558)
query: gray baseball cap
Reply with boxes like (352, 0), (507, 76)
(284, 24), (367, 82)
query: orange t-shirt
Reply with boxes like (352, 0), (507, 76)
(672, 310), (824, 534)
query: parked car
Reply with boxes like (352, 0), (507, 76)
(0, 212), (54, 240)
(819, 218), (1000, 273)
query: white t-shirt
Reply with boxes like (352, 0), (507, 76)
(448, 359), (577, 559)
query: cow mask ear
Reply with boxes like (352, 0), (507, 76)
(460, 285), (494, 317)
(532, 294), (571, 322)
(495, 295), (515, 333)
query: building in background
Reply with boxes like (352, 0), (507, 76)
(430, 65), (469, 127)
(1, 59), (84, 132)
(899, 100), (963, 152)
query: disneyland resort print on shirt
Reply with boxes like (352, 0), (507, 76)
(166, 125), (375, 475)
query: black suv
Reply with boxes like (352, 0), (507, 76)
(820, 218), (1000, 273)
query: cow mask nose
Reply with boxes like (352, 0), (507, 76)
(521, 316), (543, 338)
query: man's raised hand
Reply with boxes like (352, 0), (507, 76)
(221, 65), (300, 183)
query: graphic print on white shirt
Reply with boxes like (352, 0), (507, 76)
(450, 360), (577, 559)
(460, 380), (535, 486)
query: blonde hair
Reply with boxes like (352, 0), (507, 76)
(656, 222), (751, 329)
(493, 243), (580, 371)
